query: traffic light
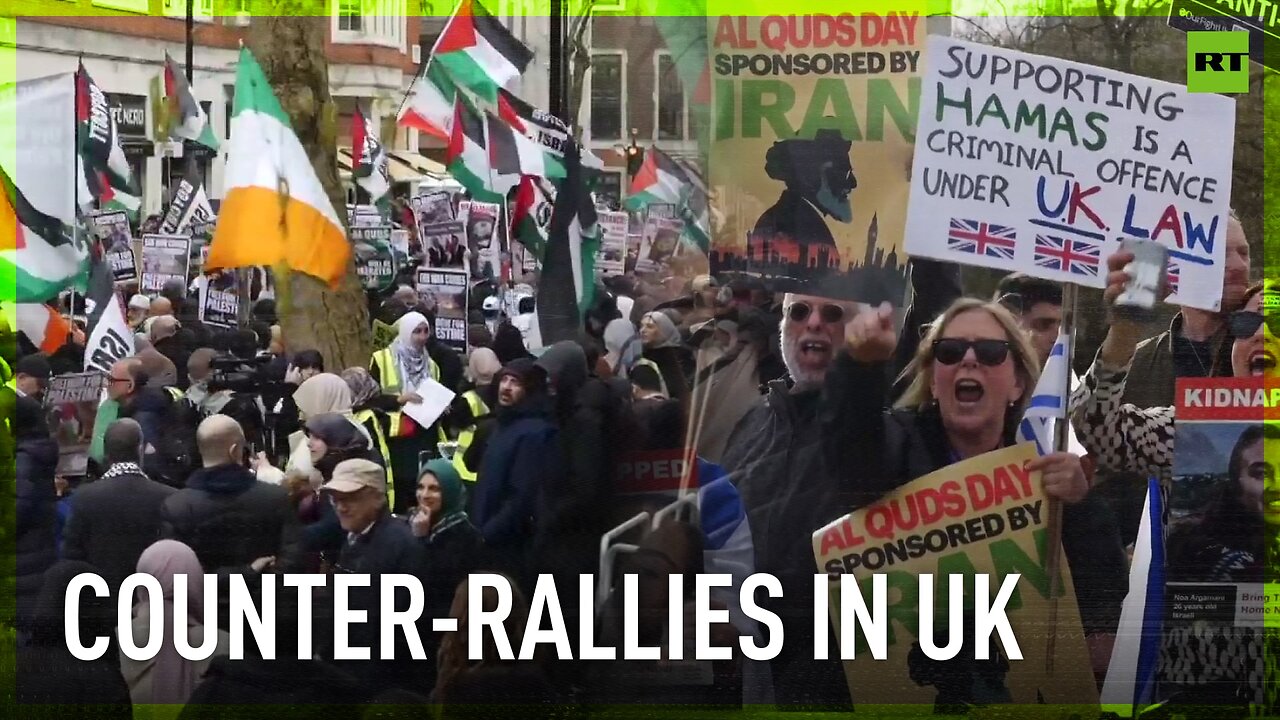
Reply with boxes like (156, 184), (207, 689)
(625, 144), (645, 178)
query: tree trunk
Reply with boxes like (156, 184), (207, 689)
(249, 12), (371, 371)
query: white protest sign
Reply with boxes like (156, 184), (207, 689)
(906, 36), (1235, 311)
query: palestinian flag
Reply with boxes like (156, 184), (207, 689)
(76, 63), (141, 220)
(671, 155), (711, 252)
(352, 106), (390, 212)
(434, 0), (533, 103)
(510, 175), (553, 260)
(162, 52), (220, 151)
(623, 145), (688, 211)
(397, 61), (458, 140)
(445, 96), (504, 203)
(538, 142), (600, 343)
(15, 303), (72, 354)
(207, 47), (349, 287)
(1, 166), (90, 302)
(486, 110), (564, 181)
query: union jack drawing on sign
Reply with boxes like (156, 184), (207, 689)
(1166, 261), (1181, 295)
(947, 218), (1016, 260)
(1033, 234), (1101, 277)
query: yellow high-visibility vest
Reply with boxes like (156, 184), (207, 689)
(353, 408), (394, 508)
(369, 346), (439, 436)
(451, 390), (489, 483)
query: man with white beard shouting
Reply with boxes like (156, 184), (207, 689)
(722, 260), (960, 709)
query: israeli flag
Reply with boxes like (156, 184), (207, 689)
(1101, 479), (1165, 709)
(1018, 333), (1084, 456)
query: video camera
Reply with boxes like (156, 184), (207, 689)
(206, 353), (276, 394)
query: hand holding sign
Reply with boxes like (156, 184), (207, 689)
(1028, 451), (1089, 505)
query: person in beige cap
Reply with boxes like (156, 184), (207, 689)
(321, 457), (425, 694)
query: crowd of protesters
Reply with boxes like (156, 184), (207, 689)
(3, 205), (1273, 715)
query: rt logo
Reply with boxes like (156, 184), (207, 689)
(1187, 31), (1250, 93)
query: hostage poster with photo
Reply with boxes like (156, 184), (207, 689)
(905, 36), (1235, 311)
(463, 200), (504, 279)
(813, 444), (1098, 709)
(638, 216), (685, 274)
(414, 267), (469, 352)
(411, 189), (456, 226)
(352, 225), (396, 291)
(1165, 378), (1276, 627)
(140, 234), (191, 293)
(92, 210), (137, 282)
(708, 12), (924, 304)
(596, 210), (628, 277)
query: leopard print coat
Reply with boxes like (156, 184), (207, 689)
(1070, 356), (1265, 708)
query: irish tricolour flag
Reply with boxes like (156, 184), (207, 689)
(434, 0), (533, 103)
(206, 47), (349, 287)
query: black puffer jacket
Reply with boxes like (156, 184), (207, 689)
(160, 463), (303, 573)
(16, 417), (59, 631)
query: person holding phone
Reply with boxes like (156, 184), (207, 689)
(1070, 255), (1276, 484)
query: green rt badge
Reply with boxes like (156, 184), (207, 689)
(1187, 31), (1250, 94)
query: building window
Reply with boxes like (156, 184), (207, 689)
(655, 52), (685, 141)
(338, 0), (364, 32)
(589, 52), (623, 142)
(333, 0), (407, 49)
(90, 0), (150, 12)
(161, 0), (213, 20)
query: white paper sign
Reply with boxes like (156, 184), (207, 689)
(905, 36), (1235, 311)
(401, 376), (456, 429)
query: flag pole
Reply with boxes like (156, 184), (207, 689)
(1042, 281), (1078, 674)
(70, 63), (82, 328)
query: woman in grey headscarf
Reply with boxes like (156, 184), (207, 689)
(638, 311), (693, 402)
(603, 318), (643, 380)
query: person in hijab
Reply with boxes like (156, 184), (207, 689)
(343, 366), (393, 472)
(257, 373), (371, 486)
(296, 413), (386, 567)
(603, 319), (643, 380)
(119, 540), (231, 706)
(17, 560), (132, 715)
(369, 312), (444, 515)
(409, 459), (483, 621)
(468, 347), (502, 390)
(638, 311), (694, 403)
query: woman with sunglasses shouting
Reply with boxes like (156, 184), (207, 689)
(1071, 253), (1277, 485)
(841, 296), (1123, 683)
(843, 297), (1091, 506)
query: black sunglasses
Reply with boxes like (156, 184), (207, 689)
(786, 301), (845, 325)
(1228, 311), (1280, 339)
(932, 338), (1012, 367)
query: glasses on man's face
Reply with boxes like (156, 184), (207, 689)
(106, 376), (131, 385)
(786, 301), (846, 325)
